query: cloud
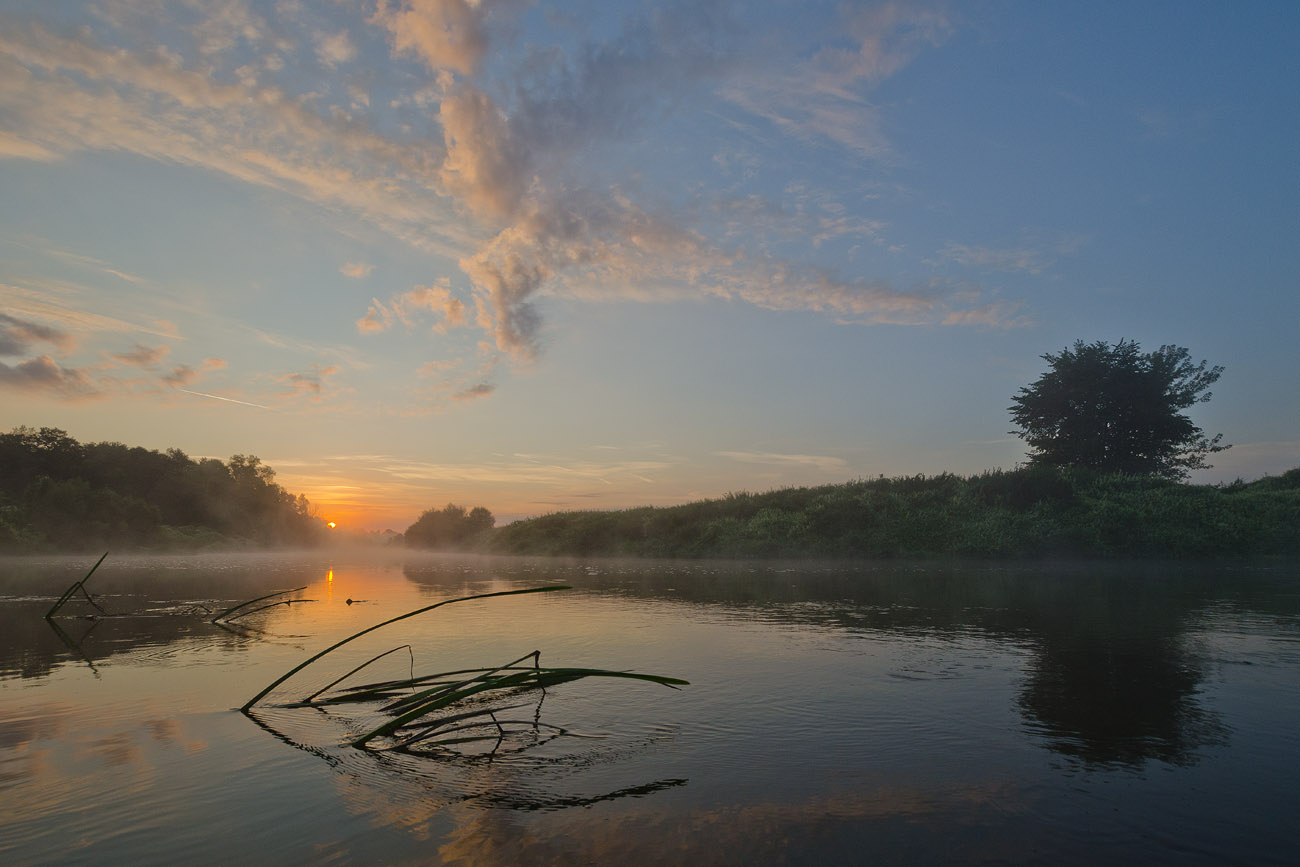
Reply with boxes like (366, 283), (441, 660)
(0, 1), (1020, 393)
(0, 355), (100, 399)
(0, 312), (75, 356)
(941, 301), (1032, 329)
(313, 29), (356, 67)
(1, 283), (181, 340)
(716, 451), (849, 473)
(936, 243), (1051, 275)
(110, 342), (170, 367)
(936, 233), (1087, 275)
(371, 0), (495, 76)
(163, 365), (199, 387)
(357, 281), (468, 334)
(161, 358), (227, 387)
(0, 129), (57, 160)
(277, 363), (341, 400)
(340, 262), (374, 278)
(451, 382), (494, 402)
(721, 3), (951, 157)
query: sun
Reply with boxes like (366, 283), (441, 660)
(327, 522), (337, 529)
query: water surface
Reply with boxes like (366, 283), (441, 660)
(1, 552), (1297, 864)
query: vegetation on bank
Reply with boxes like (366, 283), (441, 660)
(479, 466), (1300, 560)
(0, 427), (326, 552)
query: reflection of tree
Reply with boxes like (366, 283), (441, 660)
(1016, 578), (1227, 767)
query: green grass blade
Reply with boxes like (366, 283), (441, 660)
(302, 645), (413, 704)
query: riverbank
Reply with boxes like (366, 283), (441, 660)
(480, 467), (1300, 559)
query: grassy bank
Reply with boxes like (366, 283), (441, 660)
(481, 467), (1300, 560)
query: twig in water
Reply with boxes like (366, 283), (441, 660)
(46, 552), (108, 620)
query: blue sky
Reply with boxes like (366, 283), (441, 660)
(1, 0), (1297, 528)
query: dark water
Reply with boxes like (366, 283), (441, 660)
(1, 552), (1297, 865)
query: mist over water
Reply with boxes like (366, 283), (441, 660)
(2, 552), (1298, 865)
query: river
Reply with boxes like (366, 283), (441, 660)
(1, 551), (1297, 865)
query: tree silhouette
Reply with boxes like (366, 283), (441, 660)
(404, 503), (495, 549)
(1009, 340), (1228, 479)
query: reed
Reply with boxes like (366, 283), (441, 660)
(45, 552), (108, 620)
(244, 585), (688, 756)
(348, 662), (687, 750)
(241, 585), (571, 713)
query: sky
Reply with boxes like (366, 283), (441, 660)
(1, 0), (1297, 531)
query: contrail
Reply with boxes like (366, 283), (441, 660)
(179, 389), (270, 409)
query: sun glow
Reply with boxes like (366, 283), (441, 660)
(327, 522), (337, 529)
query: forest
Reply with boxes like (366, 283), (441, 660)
(0, 427), (326, 552)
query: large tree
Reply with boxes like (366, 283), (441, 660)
(1009, 340), (1228, 479)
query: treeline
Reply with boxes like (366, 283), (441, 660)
(480, 466), (1300, 560)
(0, 427), (326, 552)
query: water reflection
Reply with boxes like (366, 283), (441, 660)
(400, 558), (1284, 769)
(2, 554), (1299, 865)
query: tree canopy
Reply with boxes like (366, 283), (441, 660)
(1009, 340), (1228, 479)
(404, 503), (495, 549)
(0, 426), (326, 551)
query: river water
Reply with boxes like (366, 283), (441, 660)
(1, 551), (1297, 865)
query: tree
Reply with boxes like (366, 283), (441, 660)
(1009, 339), (1228, 479)
(405, 503), (495, 549)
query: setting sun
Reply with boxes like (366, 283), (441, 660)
(327, 522), (336, 529)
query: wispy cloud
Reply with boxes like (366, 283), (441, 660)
(276, 363), (342, 401)
(935, 232), (1087, 275)
(110, 342), (170, 368)
(340, 262), (374, 279)
(721, 3), (951, 157)
(717, 450), (849, 473)
(1, 283), (181, 340)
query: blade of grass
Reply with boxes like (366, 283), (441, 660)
(220, 598), (315, 622)
(353, 667), (688, 748)
(381, 650), (540, 713)
(313, 666), (542, 705)
(241, 584), (570, 713)
(211, 586), (307, 623)
(45, 552), (108, 620)
(301, 645), (413, 705)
